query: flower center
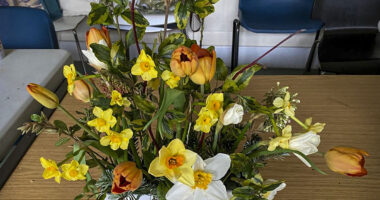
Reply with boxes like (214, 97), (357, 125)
(97, 118), (106, 126)
(166, 155), (184, 169)
(140, 62), (150, 72)
(110, 135), (122, 143)
(193, 170), (212, 190)
(202, 116), (211, 125)
(69, 169), (78, 177)
(180, 53), (190, 62)
(47, 166), (56, 172)
(212, 101), (221, 111)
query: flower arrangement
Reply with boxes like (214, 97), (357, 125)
(19, 0), (369, 199)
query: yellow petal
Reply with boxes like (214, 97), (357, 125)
(284, 92), (290, 101)
(148, 158), (167, 177)
(273, 97), (284, 108)
(167, 139), (186, 156)
(121, 129), (133, 139)
(100, 136), (110, 146)
(92, 107), (103, 118)
(176, 166), (195, 187)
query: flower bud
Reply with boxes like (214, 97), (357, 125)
(189, 44), (216, 85)
(170, 46), (198, 77)
(86, 26), (111, 49)
(289, 131), (320, 167)
(220, 104), (244, 126)
(72, 80), (93, 103)
(26, 83), (59, 109)
(112, 162), (143, 194)
(325, 146), (369, 177)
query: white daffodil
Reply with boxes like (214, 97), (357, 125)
(221, 104), (244, 126)
(262, 179), (286, 200)
(82, 39), (108, 71)
(273, 92), (295, 117)
(289, 131), (321, 167)
(166, 153), (231, 200)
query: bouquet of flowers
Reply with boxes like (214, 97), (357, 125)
(19, 0), (369, 199)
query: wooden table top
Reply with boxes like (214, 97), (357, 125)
(1, 75), (379, 200)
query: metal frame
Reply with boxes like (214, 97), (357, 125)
(231, 19), (240, 71)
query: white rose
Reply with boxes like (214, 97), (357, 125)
(289, 131), (320, 167)
(82, 39), (108, 71)
(221, 104), (244, 126)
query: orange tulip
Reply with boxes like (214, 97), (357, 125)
(325, 146), (369, 177)
(72, 80), (93, 103)
(86, 26), (111, 49)
(26, 83), (59, 109)
(170, 46), (199, 77)
(189, 44), (216, 85)
(112, 162), (143, 194)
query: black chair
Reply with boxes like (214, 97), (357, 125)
(315, 0), (380, 74)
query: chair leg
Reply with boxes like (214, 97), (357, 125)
(231, 19), (240, 71)
(72, 29), (87, 74)
(305, 30), (320, 72)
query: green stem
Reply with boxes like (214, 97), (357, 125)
(57, 105), (100, 140)
(76, 74), (100, 80)
(212, 122), (223, 152)
(200, 18), (205, 48)
(176, 123), (182, 139)
(200, 84), (205, 96)
(290, 115), (309, 130)
(269, 115), (281, 137)
(129, 139), (142, 169)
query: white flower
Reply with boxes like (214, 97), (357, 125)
(82, 39), (108, 71)
(166, 153), (231, 200)
(289, 131), (320, 167)
(262, 179), (286, 200)
(221, 104), (244, 126)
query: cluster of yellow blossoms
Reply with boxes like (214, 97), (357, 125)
(40, 158), (88, 183)
(194, 93), (224, 133)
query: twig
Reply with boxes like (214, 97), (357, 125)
(232, 29), (306, 80)
(130, 0), (141, 54)
(163, 0), (170, 40)
(199, 18), (205, 48)
(148, 127), (160, 152)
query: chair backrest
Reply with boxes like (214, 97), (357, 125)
(239, 0), (318, 33)
(314, 0), (380, 29)
(0, 6), (58, 49)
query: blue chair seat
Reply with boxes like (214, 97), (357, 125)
(240, 17), (323, 33)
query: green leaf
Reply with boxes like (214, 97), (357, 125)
(262, 181), (283, 193)
(157, 181), (172, 200)
(31, 114), (42, 122)
(86, 159), (99, 168)
(87, 3), (114, 26)
(54, 120), (68, 131)
(222, 64), (261, 93)
(142, 151), (155, 167)
(73, 143), (86, 164)
(232, 186), (256, 198)
(110, 40), (127, 67)
(158, 33), (187, 57)
(55, 137), (70, 147)
(133, 95), (156, 114)
(90, 43), (111, 67)
(159, 117), (173, 139)
(230, 153), (256, 179)
(131, 119), (147, 131)
(84, 140), (119, 160)
(121, 8), (150, 27)
(174, 0), (192, 29)
(215, 58), (228, 80)
(194, 0), (215, 18)
(74, 193), (84, 200)
(125, 26), (146, 48)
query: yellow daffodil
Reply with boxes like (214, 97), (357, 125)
(87, 107), (117, 133)
(61, 160), (89, 181)
(148, 78), (160, 90)
(63, 64), (77, 95)
(110, 90), (131, 107)
(194, 108), (218, 133)
(273, 92), (295, 117)
(131, 49), (158, 81)
(40, 157), (61, 183)
(206, 93), (224, 116)
(268, 125), (292, 151)
(305, 117), (326, 133)
(162, 70), (180, 89)
(100, 129), (133, 150)
(148, 139), (197, 187)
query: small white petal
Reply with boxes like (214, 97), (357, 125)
(193, 155), (206, 171)
(205, 181), (229, 200)
(166, 182), (194, 200)
(194, 189), (207, 200)
(204, 153), (231, 180)
(293, 153), (312, 167)
(82, 49), (107, 70)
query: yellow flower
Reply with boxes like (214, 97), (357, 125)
(100, 129), (133, 150)
(87, 107), (117, 133)
(273, 92), (295, 117)
(305, 117), (326, 133)
(63, 64), (77, 95)
(61, 160), (89, 181)
(131, 49), (158, 81)
(110, 90), (131, 107)
(194, 108), (218, 133)
(268, 125), (292, 151)
(26, 83), (59, 109)
(206, 93), (224, 116)
(148, 139), (197, 187)
(40, 157), (61, 183)
(161, 70), (180, 89)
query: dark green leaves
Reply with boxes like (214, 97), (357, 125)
(194, 0), (215, 18)
(230, 153), (257, 179)
(110, 41), (127, 67)
(174, 0), (192, 29)
(223, 64), (262, 93)
(158, 33), (187, 57)
(215, 58), (228, 80)
(121, 9), (149, 27)
(90, 43), (111, 67)
(55, 137), (70, 147)
(125, 26), (146, 48)
(87, 3), (114, 26)
(133, 95), (156, 114)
